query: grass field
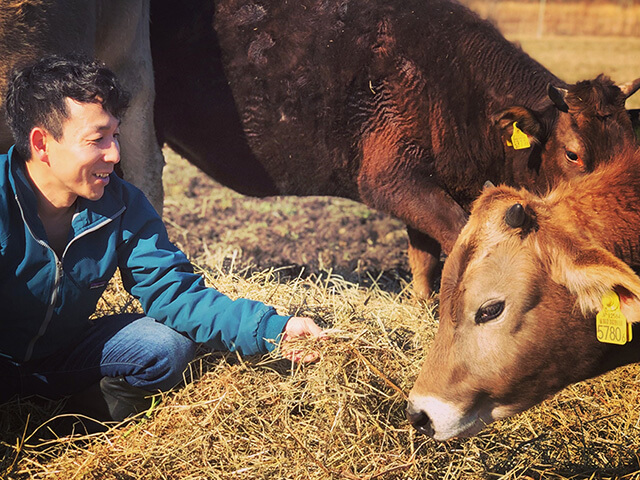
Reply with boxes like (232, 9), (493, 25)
(465, 0), (640, 109)
(464, 0), (640, 38)
(1, 4), (640, 480)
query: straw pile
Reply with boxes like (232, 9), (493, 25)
(2, 142), (640, 478)
(1, 261), (639, 479)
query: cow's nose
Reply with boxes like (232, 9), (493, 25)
(406, 404), (435, 437)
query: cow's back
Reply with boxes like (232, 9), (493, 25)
(151, 0), (280, 197)
(152, 0), (558, 204)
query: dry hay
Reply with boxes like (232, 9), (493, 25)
(3, 120), (640, 477)
(2, 149), (640, 479)
(1, 259), (640, 480)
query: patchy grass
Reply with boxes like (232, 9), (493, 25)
(463, 1), (640, 38)
(161, 150), (411, 293)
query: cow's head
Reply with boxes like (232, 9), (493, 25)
(494, 75), (640, 192)
(407, 182), (640, 441)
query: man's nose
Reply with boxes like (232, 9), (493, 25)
(104, 138), (120, 164)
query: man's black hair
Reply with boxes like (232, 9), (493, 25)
(4, 53), (131, 159)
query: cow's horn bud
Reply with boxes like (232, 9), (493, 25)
(548, 84), (569, 112)
(483, 180), (495, 190)
(620, 78), (640, 99)
(505, 203), (526, 228)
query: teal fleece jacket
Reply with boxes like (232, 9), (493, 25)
(0, 147), (290, 362)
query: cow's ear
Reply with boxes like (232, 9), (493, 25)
(557, 247), (640, 323)
(492, 106), (543, 147)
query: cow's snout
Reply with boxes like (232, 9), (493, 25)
(406, 403), (435, 437)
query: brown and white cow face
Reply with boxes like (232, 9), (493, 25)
(407, 185), (640, 441)
(495, 76), (640, 193)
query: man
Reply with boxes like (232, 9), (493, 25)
(0, 54), (324, 423)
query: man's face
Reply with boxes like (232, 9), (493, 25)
(44, 99), (121, 202)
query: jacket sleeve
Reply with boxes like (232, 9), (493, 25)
(116, 186), (289, 356)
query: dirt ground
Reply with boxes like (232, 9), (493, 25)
(162, 148), (415, 294)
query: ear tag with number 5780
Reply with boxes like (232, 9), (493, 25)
(596, 291), (632, 345)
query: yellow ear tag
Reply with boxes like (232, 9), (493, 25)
(510, 122), (531, 150)
(596, 291), (632, 345)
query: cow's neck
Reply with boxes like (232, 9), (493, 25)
(460, 29), (562, 111)
(547, 155), (640, 264)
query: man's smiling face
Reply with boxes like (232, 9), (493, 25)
(43, 98), (121, 202)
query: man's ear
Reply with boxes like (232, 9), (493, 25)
(29, 127), (49, 163)
(555, 247), (640, 323)
(492, 106), (543, 148)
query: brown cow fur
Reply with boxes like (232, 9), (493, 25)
(470, 147), (640, 319)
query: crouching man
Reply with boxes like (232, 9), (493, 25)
(0, 54), (324, 423)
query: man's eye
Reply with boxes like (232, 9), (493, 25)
(475, 301), (505, 324)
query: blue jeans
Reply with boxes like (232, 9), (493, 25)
(0, 314), (198, 403)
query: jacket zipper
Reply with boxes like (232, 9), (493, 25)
(24, 257), (63, 361)
(15, 193), (61, 361)
(16, 192), (125, 361)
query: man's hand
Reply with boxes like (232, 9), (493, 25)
(280, 316), (325, 363)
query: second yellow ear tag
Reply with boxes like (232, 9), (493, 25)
(511, 122), (531, 150)
(596, 291), (632, 345)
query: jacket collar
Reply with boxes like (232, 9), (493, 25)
(8, 146), (126, 239)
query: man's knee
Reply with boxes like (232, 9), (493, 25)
(123, 317), (197, 392)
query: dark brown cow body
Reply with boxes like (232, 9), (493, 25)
(151, 0), (639, 297)
(407, 146), (640, 441)
(0, 0), (164, 211)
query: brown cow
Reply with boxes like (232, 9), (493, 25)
(407, 146), (640, 441)
(0, 0), (164, 212)
(151, 0), (640, 297)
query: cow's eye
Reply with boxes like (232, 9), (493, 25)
(565, 150), (583, 166)
(475, 301), (505, 324)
